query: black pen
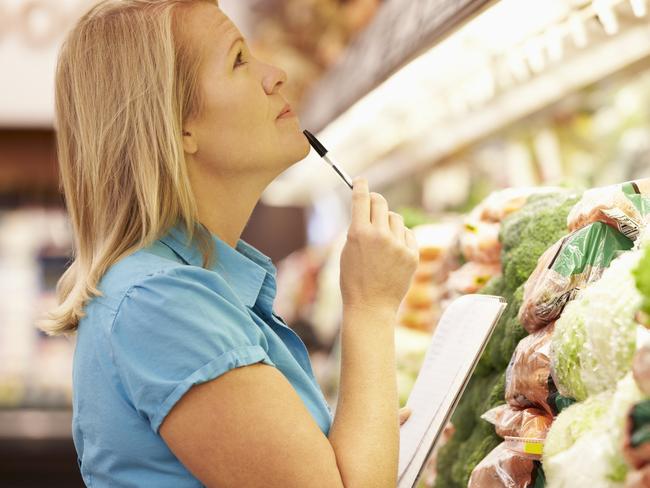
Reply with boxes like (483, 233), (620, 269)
(303, 129), (354, 190)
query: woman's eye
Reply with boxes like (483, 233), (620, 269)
(234, 50), (247, 68)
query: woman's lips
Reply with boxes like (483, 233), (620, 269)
(277, 104), (295, 119)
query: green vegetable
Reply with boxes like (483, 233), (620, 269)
(551, 250), (642, 401)
(543, 393), (611, 459)
(543, 373), (642, 487)
(434, 191), (579, 488)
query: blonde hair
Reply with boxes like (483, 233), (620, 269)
(41, 0), (217, 335)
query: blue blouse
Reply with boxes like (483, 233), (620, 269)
(72, 224), (333, 487)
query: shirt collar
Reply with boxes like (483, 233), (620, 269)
(158, 223), (275, 308)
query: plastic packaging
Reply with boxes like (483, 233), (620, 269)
(447, 261), (501, 295)
(482, 404), (553, 439)
(460, 219), (501, 264)
(519, 222), (634, 332)
(568, 181), (650, 241)
(505, 323), (555, 416)
(503, 436), (545, 460)
(550, 251), (642, 401)
(475, 187), (561, 223)
(467, 443), (535, 488)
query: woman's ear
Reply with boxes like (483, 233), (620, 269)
(182, 130), (198, 155)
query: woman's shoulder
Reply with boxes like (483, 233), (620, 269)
(95, 242), (233, 314)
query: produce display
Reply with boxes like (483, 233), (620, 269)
(433, 190), (580, 488)
(397, 223), (459, 333)
(276, 177), (650, 488)
(430, 178), (650, 488)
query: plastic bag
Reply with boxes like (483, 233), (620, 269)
(568, 181), (650, 241)
(468, 443), (535, 488)
(550, 251), (642, 401)
(623, 400), (650, 470)
(482, 404), (553, 439)
(505, 323), (556, 416)
(518, 222), (634, 332)
(475, 187), (561, 223)
(460, 219), (501, 264)
(447, 261), (502, 295)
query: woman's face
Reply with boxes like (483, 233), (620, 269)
(181, 3), (309, 178)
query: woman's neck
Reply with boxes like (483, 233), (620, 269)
(189, 169), (270, 248)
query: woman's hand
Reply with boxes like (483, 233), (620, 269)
(340, 178), (419, 315)
(399, 407), (412, 426)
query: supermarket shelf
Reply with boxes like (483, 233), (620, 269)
(265, 7), (650, 206)
(300, 0), (495, 132)
(0, 409), (72, 440)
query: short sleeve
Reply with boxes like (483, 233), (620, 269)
(110, 266), (275, 433)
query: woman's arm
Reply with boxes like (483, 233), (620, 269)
(328, 305), (400, 487)
(160, 362), (345, 487)
(328, 179), (419, 487)
(161, 179), (417, 487)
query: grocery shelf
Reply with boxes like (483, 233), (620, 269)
(300, 0), (494, 132)
(0, 409), (72, 440)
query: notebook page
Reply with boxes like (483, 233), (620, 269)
(397, 294), (506, 488)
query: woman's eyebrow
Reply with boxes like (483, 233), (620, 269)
(226, 36), (244, 55)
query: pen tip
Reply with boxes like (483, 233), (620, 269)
(302, 129), (328, 157)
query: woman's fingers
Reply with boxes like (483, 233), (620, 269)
(405, 228), (419, 254)
(389, 212), (406, 244)
(351, 178), (371, 229)
(370, 192), (390, 231)
(399, 406), (412, 426)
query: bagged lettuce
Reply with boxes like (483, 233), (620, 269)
(519, 222), (634, 332)
(550, 250), (642, 401)
(568, 181), (650, 241)
(544, 373), (643, 488)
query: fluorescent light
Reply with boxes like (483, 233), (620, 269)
(545, 25), (565, 63)
(593, 0), (620, 35)
(569, 13), (588, 48)
(630, 0), (648, 16)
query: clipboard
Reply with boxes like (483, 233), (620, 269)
(397, 294), (507, 488)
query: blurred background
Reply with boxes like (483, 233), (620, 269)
(1, 0), (650, 486)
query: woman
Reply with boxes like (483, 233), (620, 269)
(43, 0), (419, 486)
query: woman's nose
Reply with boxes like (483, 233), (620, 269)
(262, 63), (287, 95)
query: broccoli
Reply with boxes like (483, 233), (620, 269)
(434, 191), (579, 488)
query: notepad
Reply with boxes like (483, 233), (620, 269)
(397, 294), (507, 488)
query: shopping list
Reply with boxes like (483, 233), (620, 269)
(397, 294), (506, 488)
